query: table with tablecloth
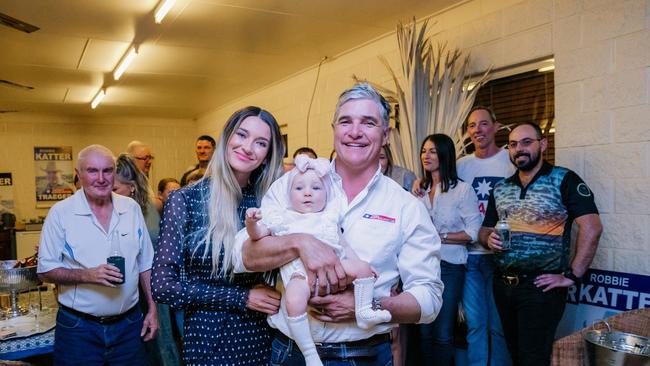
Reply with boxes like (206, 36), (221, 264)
(0, 287), (56, 361)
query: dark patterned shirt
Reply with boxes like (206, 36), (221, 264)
(483, 161), (598, 272)
(151, 179), (271, 366)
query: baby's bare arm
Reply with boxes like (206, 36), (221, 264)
(245, 207), (271, 240)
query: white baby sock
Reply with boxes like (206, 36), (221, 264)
(287, 313), (323, 366)
(354, 276), (392, 329)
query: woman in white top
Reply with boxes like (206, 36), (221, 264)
(415, 134), (482, 366)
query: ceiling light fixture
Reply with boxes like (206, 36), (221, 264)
(538, 58), (555, 73)
(91, 89), (106, 109)
(538, 65), (555, 72)
(113, 46), (138, 81)
(154, 0), (176, 24)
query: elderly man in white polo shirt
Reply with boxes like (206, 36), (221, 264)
(37, 144), (158, 366)
(235, 83), (443, 366)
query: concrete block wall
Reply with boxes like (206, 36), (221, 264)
(0, 113), (197, 221)
(196, 0), (650, 275)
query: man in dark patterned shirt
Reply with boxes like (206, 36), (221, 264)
(479, 122), (603, 366)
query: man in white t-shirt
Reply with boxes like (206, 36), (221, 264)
(457, 106), (514, 366)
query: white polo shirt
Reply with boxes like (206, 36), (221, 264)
(234, 162), (443, 342)
(38, 189), (154, 317)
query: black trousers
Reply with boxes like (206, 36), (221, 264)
(493, 276), (567, 366)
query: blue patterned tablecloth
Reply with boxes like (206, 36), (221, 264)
(0, 328), (54, 360)
(0, 287), (57, 360)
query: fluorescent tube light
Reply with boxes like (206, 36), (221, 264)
(538, 65), (555, 72)
(538, 58), (555, 73)
(113, 46), (137, 81)
(154, 0), (176, 24)
(91, 89), (106, 109)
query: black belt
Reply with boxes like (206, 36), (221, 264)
(274, 329), (390, 358)
(58, 303), (138, 325)
(496, 270), (560, 286)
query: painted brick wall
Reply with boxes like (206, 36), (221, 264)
(196, 0), (650, 274)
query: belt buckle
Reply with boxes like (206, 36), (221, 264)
(503, 274), (519, 286)
(97, 316), (112, 324)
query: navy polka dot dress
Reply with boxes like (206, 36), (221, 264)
(152, 179), (271, 366)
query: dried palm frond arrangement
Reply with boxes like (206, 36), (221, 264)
(357, 19), (490, 174)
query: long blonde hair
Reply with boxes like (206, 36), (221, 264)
(200, 106), (285, 277)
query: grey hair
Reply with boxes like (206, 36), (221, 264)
(77, 144), (115, 171)
(333, 82), (391, 129)
(126, 140), (148, 154)
(115, 154), (154, 215)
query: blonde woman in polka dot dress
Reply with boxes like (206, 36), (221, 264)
(152, 106), (285, 365)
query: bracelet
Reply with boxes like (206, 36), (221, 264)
(563, 269), (582, 285)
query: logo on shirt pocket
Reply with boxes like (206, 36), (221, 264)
(362, 213), (396, 223)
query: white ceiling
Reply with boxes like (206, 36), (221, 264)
(0, 0), (459, 119)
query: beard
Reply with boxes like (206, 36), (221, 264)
(510, 150), (541, 171)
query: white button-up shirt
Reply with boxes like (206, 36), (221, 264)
(38, 190), (154, 316)
(418, 181), (482, 264)
(234, 163), (443, 342)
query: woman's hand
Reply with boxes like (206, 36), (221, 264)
(246, 285), (281, 315)
(411, 179), (424, 197)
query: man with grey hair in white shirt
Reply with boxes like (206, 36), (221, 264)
(234, 83), (443, 365)
(38, 144), (158, 365)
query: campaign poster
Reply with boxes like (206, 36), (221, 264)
(0, 173), (14, 215)
(556, 268), (650, 338)
(34, 146), (74, 206)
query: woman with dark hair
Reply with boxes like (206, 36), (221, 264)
(415, 134), (482, 366)
(114, 154), (181, 366)
(151, 106), (285, 365)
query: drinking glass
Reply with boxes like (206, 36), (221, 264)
(28, 288), (41, 332)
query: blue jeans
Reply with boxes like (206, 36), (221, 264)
(418, 261), (465, 366)
(54, 307), (148, 366)
(493, 276), (567, 366)
(269, 334), (393, 366)
(462, 254), (510, 366)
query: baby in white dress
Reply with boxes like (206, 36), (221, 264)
(245, 155), (391, 366)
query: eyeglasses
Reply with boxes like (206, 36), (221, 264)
(507, 138), (541, 149)
(134, 155), (155, 161)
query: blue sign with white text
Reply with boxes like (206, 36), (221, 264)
(556, 268), (650, 337)
(566, 269), (650, 311)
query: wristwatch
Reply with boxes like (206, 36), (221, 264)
(563, 269), (582, 285)
(372, 298), (383, 311)
(442, 233), (448, 241)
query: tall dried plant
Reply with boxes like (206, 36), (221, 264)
(377, 19), (490, 174)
